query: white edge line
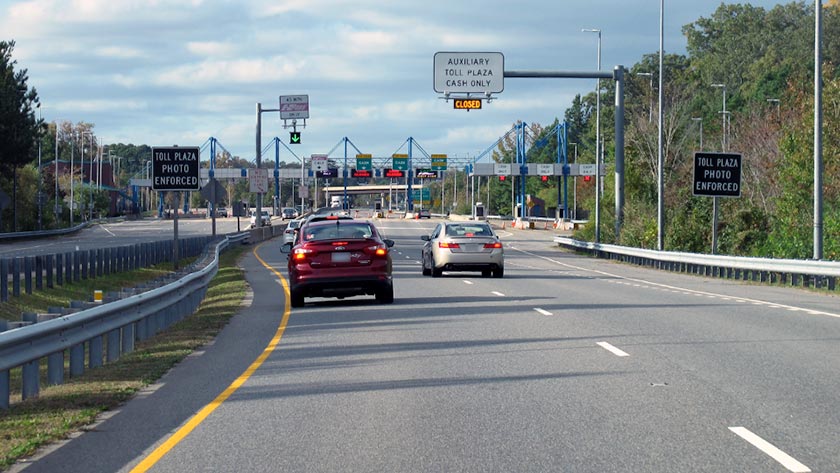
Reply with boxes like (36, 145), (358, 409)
(534, 308), (552, 316)
(729, 427), (811, 473)
(597, 341), (630, 357)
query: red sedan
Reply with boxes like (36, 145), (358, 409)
(281, 218), (395, 307)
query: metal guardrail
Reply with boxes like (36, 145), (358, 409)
(0, 221), (90, 241)
(554, 236), (840, 290)
(0, 232), (249, 410)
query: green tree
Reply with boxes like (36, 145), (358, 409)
(0, 40), (42, 231)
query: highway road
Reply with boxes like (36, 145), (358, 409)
(0, 217), (258, 257)
(13, 219), (840, 472)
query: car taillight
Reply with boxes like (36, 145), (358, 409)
(365, 244), (388, 257)
(439, 242), (460, 249)
(293, 248), (315, 261)
(483, 242), (503, 249)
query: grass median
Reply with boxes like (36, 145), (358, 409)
(0, 246), (248, 471)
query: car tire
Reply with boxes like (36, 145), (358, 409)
(493, 267), (504, 278)
(431, 257), (442, 277)
(421, 255), (431, 276)
(376, 284), (394, 304)
(290, 288), (305, 308)
(481, 269), (492, 278)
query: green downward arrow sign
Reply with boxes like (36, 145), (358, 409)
(290, 131), (301, 144)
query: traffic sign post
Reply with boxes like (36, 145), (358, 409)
(152, 146), (200, 270)
(693, 151), (742, 254)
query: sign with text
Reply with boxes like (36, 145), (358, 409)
(415, 169), (438, 179)
(351, 169), (372, 178)
(453, 98), (482, 110)
(384, 168), (405, 178)
(434, 52), (504, 94)
(494, 163), (511, 175)
(356, 154), (372, 171)
(152, 146), (200, 191)
(311, 154), (328, 172)
(249, 168), (269, 193)
(693, 152), (742, 198)
(279, 95), (309, 120)
(316, 168), (338, 178)
(392, 154), (408, 171)
(431, 154), (448, 170)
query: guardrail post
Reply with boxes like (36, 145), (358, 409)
(1, 258), (8, 302)
(122, 323), (135, 354)
(1, 370), (8, 410)
(89, 336), (103, 368)
(47, 352), (64, 385)
(136, 315), (148, 341)
(107, 329), (121, 362)
(22, 360), (40, 400)
(69, 344), (85, 377)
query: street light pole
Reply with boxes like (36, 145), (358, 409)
(636, 72), (654, 122)
(37, 104), (43, 230)
(582, 27), (602, 241)
(711, 83), (727, 255)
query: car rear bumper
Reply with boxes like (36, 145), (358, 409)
(434, 251), (504, 270)
(292, 275), (392, 298)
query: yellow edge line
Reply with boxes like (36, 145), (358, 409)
(130, 242), (291, 473)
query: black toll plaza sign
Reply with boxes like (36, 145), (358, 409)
(152, 146), (201, 191)
(693, 152), (742, 198)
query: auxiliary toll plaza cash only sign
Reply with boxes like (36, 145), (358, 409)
(693, 152), (742, 198)
(152, 146), (201, 191)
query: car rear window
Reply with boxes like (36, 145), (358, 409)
(303, 223), (374, 241)
(446, 224), (493, 237)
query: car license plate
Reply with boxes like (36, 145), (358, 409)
(332, 252), (351, 263)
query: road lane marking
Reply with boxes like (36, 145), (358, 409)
(597, 341), (630, 357)
(729, 427), (811, 472)
(100, 225), (116, 236)
(463, 280), (474, 285)
(491, 291), (505, 296)
(534, 308), (552, 316)
(131, 242), (291, 473)
(511, 247), (840, 319)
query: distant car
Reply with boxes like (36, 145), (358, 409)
(281, 219), (395, 307)
(418, 209), (431, 219)
(421, 221), (504, 278)
(216, 207), (228, 218)
(249, 210), (271, 228)
(281, 207), (298, 220)
(282, 219), (302, 245)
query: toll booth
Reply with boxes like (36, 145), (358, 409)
(474, 202), (485, 220)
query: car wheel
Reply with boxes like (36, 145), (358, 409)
(421, 255), (431, 276)
(493, 267), (504, 278)
(481, 269), (492, 278)
(376, 284), (394, 304)
(431, 257), (442, 277)
(290, 288), (305, 308)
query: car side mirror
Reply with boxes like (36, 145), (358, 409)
(384, 239), (395, 248)
(280, 242), (292, 254)
(421, 235), (430, 241)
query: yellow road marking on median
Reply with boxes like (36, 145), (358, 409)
(130, 243), (291, 473)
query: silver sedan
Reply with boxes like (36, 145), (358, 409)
(421, 222), (504, 278)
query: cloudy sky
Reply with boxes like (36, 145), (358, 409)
(3, 0), (788, 166)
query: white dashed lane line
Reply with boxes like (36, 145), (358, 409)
(491, 291), (505, 297)
(596, 341), (630, 357)
(534, 308), (552, 316)
(463, 280), (474, 285)
(729, 427), (811, 472)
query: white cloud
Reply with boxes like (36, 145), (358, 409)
(187, 41), (236, 58)
(53, 99), (148, 113)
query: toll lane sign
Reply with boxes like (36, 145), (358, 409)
(693, 152), (742, 198)
(152, 146), (200, 191)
